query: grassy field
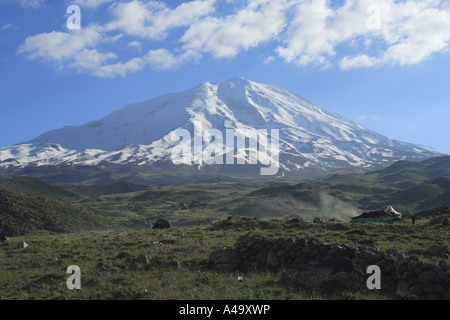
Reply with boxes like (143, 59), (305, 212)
(1, 214), (448, 300)
(1, 158), (449, 301)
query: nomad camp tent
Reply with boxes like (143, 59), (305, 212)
(351, 206), (402, 223)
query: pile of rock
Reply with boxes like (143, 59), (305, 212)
(208, 234), (450, 299)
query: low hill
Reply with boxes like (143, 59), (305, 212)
(0, 189), (112, 237)
(0, 176), (80, 201)
(0, 162), (240, 186)
(383, 176), (450, 210)
(68, 182), (149, 197)
(242, 157), (450, 214)
(368, 156), (450, 188)
(326, 156), (450, 189)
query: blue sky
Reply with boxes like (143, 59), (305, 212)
(1, 0), (450, 153)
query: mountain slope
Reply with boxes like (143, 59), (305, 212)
(0, 176), (80, 201)
(266, 156), (450, 212)
(0, 189), (111, 236)
(0, 77), (444, 179)
(325, 156), (450, 189)
(231, 156), (450, 213)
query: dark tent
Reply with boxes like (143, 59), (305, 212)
(351, 206), (402, 223)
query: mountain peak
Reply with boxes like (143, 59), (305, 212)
(196, 77), (256, 91)
(0, 78), (444, 177)
(224, 76), (251, 83)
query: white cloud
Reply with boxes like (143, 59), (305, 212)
(94, 56), (144, 78)
(382, 3), (450, 65)
(16, 0), (450, 77)
(128, 41), (141, 47)
(276, 0), (383, 67)
(145, 48), (180, 70)
(69, 49), (117, 73)
(18, 26), (119, 75)
(273, 0), (450, 69)
(106, 0), (216, 40)
(180, 0), (288, 59)
(276, 0), (336, 65)
(93, 48), (181, 78)
(340, 55), (381, 70)
(1, 23), (15, 31)
(338, 0), (450, 69)
(72, 0), (112, 9)
(18, 26), (104, 62)
(263, 56), (275, 64)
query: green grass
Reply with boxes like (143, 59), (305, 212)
(1, 156), (450, 300)
(0, 189), (116, 236)
(0, 214), (448, 300)
(0, 176), (80, 201)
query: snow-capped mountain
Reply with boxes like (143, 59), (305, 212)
(0, 77), (444, 177)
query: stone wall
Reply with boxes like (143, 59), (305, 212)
(208, 234), (450, 300)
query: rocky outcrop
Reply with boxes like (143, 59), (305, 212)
(208, 234), (450, 299)
(152, 219), (172, 229)
(426, 245), (450, 258)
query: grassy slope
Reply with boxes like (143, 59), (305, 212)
(256, 156), (450, 213)
(0, 176), (80, 201)
(67, 182), (149, 197)
(0, 189), (115, 236)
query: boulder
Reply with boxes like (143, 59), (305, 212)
(208, 247), (238, 271)
(439, 260), (448, 271)
(313, 217), (324, 224)
(407, 261), (417, 271)
(426, 245), (449, 258)
(314, 238), (327, 246)
(358, 239), (375, 246)
(430, 217), (444, 225)
(418, 271), (433, 284)
(16, 241), (28, 249)
(385, 248), (402, 260)
(152, 219), (172, 229)
(322, 256), (356, 274)
(346, 228), (368, 236)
